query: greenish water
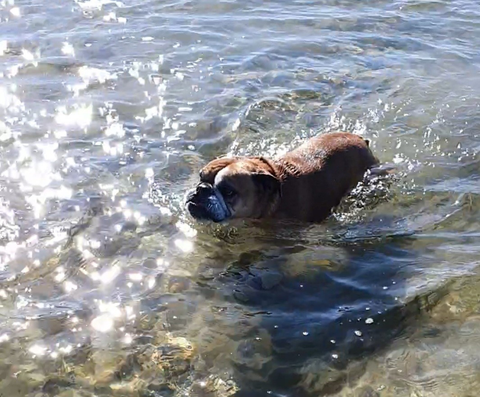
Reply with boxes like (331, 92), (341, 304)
(1, 0), (480, 396)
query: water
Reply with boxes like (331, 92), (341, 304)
(1, 0), (480, 396)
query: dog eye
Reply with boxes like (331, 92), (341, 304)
(222, 187), (236, 198)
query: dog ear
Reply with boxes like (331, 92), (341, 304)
(200, 157), (236, 184)
(252, 172), (282, 198)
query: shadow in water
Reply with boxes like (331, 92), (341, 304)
(190, 223), (450, 397)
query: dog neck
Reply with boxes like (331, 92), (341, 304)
(254, 157), (301, 218)
(253, 156), (298, 181)
(272, 158), (301, 180)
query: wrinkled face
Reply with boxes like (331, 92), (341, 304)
(185, 157), (280, 222)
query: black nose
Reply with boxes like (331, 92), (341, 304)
(196, 182), (212, 195)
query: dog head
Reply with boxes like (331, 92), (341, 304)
(185, 157), (281, 222)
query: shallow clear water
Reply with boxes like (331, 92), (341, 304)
(1, 0), (480, 396)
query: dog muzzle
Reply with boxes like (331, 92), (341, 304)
(185, 183), (232, 222)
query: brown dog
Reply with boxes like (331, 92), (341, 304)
(185, 132), (379, 223)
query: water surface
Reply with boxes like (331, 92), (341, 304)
(1, 0), (480, 396)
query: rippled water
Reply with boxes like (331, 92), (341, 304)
(1, 0), (480, 396)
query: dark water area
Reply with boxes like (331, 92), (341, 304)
(1, 0), (480, 396)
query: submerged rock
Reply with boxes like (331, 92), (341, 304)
(190, 375), (239, 397)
